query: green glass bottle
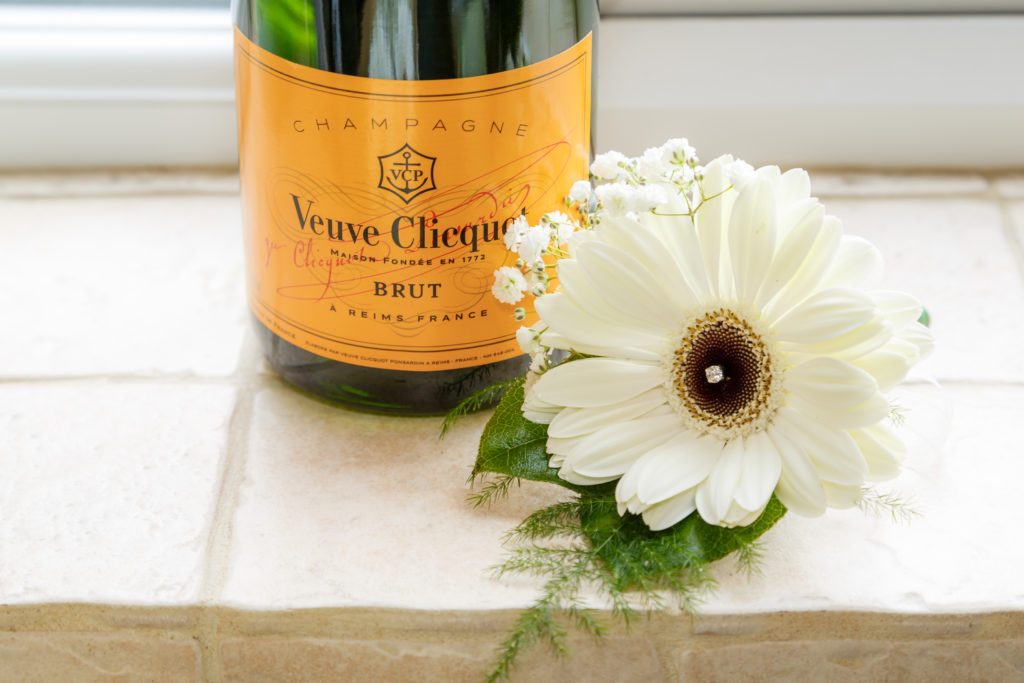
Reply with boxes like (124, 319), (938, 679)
(233, 0), (597, 415)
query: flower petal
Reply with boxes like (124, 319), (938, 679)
(563, 411), (680, 478)
(523, 381), (561, 424)
(850, 348), (913, 392)
(556, 260), (668, 336)
(641, 489), (699, 531)
(728, 174), (777, 302)
(734, 431), (783, 512)
(722, 501), (765, 528)
(773, 287), (875, 344)
(542, 330), (662, 363)
(850, 423), (907, 481)
(755, 199), (825, 309)
(600, 215), (700, 310)
(616, 464), (644, 514)
(787, 391), (891, 430)
(535, 292), (665, 351)
(763, 215), (842, 321)
(556, 467), (620, 486)
(778, 167), (811, 208)
(786, 357), (879, 410)
(781, 315), (892, 361)
(546, 436), (577, 465)
(695, 438), (745, 524)
(694, 157), (735, 297)
(772, 407), (868, 485)
(768, 426), (827, 516)
(532, 356), (665, 408)
(872, 290), (924, 330)
(823, 482), (863, 509)
(820, 235), (883, 290)
(547, 388), (667, 438)
(574, 240), (684, 326)
(900, 322), (936, 360)
(634, 433), (721, 505)
(648, 212), (713, 301)
(523, 406), (558, 424)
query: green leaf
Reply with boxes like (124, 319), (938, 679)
(577, 493), (786, 593)
(918, 307), (931, 327)
(473, 378), (614, 496)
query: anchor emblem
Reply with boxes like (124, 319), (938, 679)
(377, 143), (437, 203)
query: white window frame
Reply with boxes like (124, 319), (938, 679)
(0, 5), (236, 169)
(2, 2), (1023, 169)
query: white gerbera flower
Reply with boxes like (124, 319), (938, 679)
(492, 266), (528, 305)
(527, 157), (934, 530)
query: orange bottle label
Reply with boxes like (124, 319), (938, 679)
(234, 28), (591, 371)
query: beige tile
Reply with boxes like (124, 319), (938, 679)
(221, 384), (570, 610)
(822, 198), (1024, 382)
(222, 380), (1024, 616)
(705, 383), (1024, 614)
(220, 638), (491, 683)
(674, 639), (1024, 682)
(810, 171), (989, 198)
(0, 194), (246, 377)
(0, 381), (234, 604)
(220, 635), (661, 683)
(514, 636), (663, 682)
(0, 632), (200, 683)
(993, 174), (1024, 198)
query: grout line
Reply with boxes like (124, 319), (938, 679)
(0, 372), (1019, 390)
(0, 372), (240, 385)
(195, 332), (263, 683)
(972, 170), (1024, 290)
(993, 195), (1024, 291)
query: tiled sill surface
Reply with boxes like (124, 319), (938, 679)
(2, 170), (1024, 681)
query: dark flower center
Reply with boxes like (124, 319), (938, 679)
(671, 309), (775, 435)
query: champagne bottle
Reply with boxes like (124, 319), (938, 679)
(233, 0), (597, 415)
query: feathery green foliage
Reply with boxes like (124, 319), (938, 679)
(467, 474), (521, 510)
(857, 487), (920, 524)
(441, 377), (522, 437)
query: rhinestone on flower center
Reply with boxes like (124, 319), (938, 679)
(669, 309), (778, 439)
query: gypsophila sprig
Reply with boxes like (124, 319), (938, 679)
(462, 136), (937, 682)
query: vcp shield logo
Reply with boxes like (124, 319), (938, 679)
(377, 143), (437, 204)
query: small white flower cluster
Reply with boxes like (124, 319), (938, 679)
(489, 208), (584, 308)
(587, 137), (704, 218)
(516, 321), (551, 374)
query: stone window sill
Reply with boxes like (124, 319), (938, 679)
(1, 169), (1023, 680)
